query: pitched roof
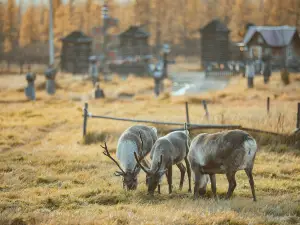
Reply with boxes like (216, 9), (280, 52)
(61, 31), (92, 43)
(243, 26), (298, 47)
(119, 26), (150, 38)
(200, 19), (230, 33)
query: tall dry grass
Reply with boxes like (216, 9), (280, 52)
(0, 71), (300, 224)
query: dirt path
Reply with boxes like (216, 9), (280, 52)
(170, 71), (229, 96)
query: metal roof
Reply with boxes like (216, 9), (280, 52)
(243, 26), (297, 47)
(119, 26), (150, 38)
(200, 19), (230, 33)
(61, 31), (92, 43)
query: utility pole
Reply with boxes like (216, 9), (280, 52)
(44, 0), (57, 96)
(49, 0), (55, 66)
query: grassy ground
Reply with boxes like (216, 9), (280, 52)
(0, 71), (300, 225)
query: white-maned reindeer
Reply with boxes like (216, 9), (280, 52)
(135, 127), (192, 195)
(188, 129), (257, 201)
(101, 125), (158, 190)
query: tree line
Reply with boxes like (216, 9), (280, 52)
(1, 0), (300, 62)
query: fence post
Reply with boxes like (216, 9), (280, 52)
(267, 97), (270, 114)
(83, 102), (89, 137)
(202, 100), (209, 120)
(185, 102), (190, 127)
(297, 102), (300, 129)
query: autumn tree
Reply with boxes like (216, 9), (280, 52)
(0, 3), (4, 54)
(135, 0), (151, 27)
(53, 0), (62, 22)
(19, 5), (39, 47)
(229, 0), (255, 41)
(40, 7), (49, 42)
(83, 0), (93, 35)
(283, 0), (300, 29)
(3, 0), (18, 53)
(65, 0), (77, 32)
(263, 0), (284, 26)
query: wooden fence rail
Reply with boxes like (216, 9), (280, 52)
(82, 102), (300, 139)
(82, 102), (241, 137)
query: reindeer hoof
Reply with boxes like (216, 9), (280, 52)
(188, 189), (192, 193)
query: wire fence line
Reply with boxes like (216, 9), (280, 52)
(87, 113), (241, 128)
(82, 102), (300, 139)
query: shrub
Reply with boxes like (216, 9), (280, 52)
(281, 68), (290, 85)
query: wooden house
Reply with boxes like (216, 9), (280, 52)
(199, 19), (230, 68)
(60, 31), (92, 74)
(243, 26), (300, 70)
(118, 26), (150, 58)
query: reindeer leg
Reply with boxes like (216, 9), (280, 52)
(209, 174), (217, 200)
(176, 162), (186, 191)
(167, 165), (173, 194)
(193, 170), (201, 200)
(225, 171), (237, 200)
(245, 168), (256, 201)
(184, 157), (192, 193)
(158, 184), (161, 194)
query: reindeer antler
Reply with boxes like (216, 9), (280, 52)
(132, 131), (145, 174)
(134, 152), (150, 174)
(101, 142), (126, 175)
(139, 131), (144, 152)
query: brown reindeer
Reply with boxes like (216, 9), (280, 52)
(188, 129), (257, 201)
(135, 129), (192, 195)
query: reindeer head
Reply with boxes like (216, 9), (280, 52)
(134, 152), (164, 195)
(101, 142), (139, 190)
(118, 168), (140, 190)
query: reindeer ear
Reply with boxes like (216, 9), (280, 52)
(151, 127), (158, 135)
(114, 171), (125, 176)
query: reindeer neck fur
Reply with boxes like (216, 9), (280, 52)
(117, 125), (158, 173)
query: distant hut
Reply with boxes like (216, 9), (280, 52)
(108, 26), (151, 76)
(60, 31), (92, 74)
(199, 19), (230, 68)
(243, 26), (300, 70)
(118, 26), (150, 58)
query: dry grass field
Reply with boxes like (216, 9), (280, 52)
(1, 70), (300, 225)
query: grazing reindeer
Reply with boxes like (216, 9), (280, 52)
(188, 129), (257, 201)
(101, 125), (158, 190)
(135, 127), (192, 195)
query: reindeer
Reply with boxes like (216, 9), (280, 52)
(135, 127), (192, 195)
(101, 125), (158, 190)
(188, 129), (257, 201)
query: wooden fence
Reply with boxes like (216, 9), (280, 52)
(82, 101), (300, 139)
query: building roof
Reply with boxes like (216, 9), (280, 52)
(119, 26), (150, 38)
(200, 19), (230, 33)
(61, 31), (92, 43)
(243, 26), (298, 47)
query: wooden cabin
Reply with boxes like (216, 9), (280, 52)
(118, 26), (150, 58)
(243, 26), (300, 70)
(199, 19), (230, 68)
(60, 31), (92, 74)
